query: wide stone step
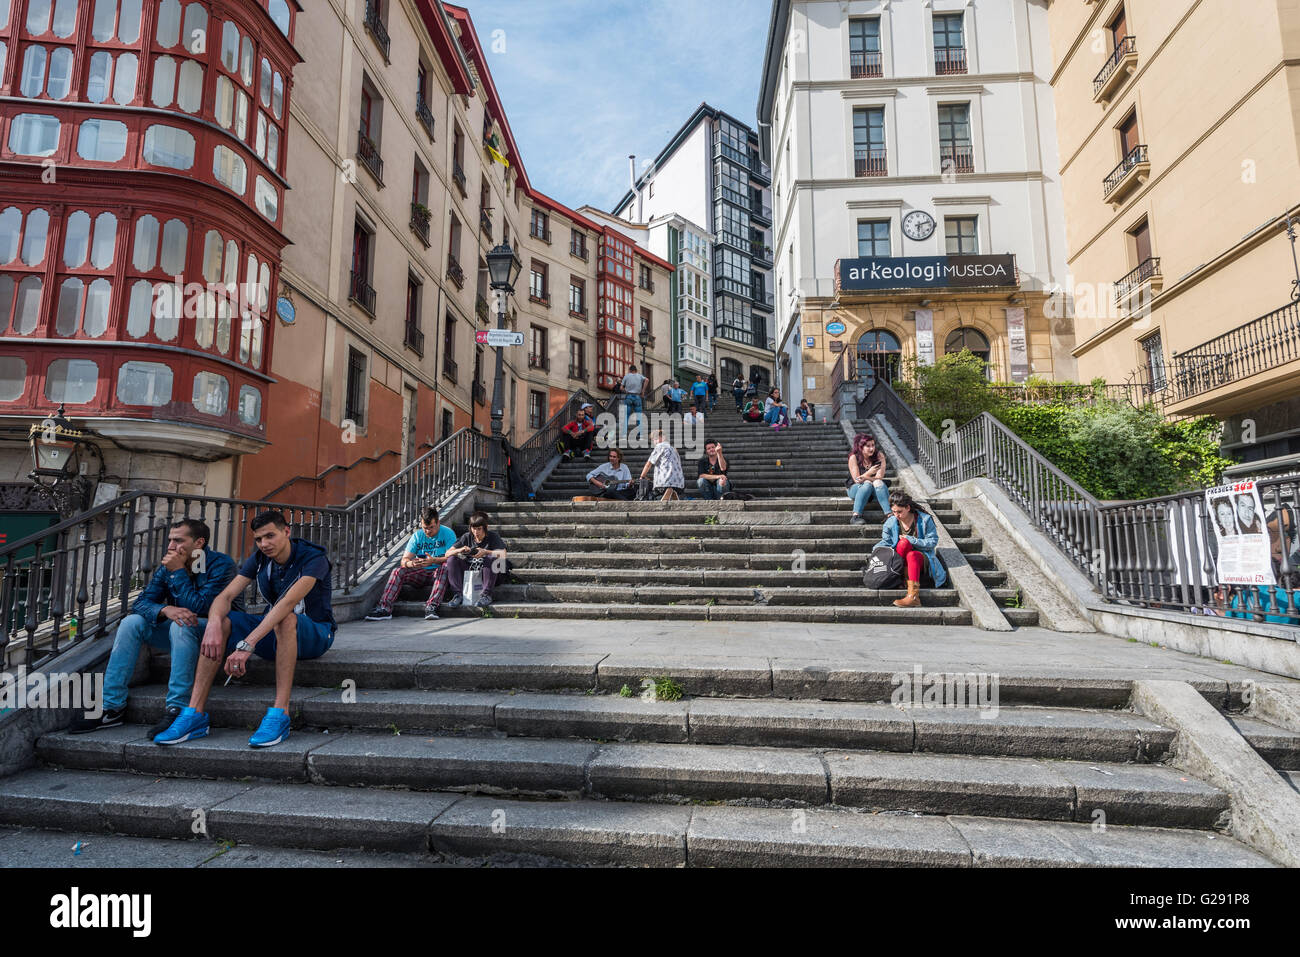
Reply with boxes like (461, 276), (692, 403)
(29, 728), (1226, 828)
(484, 498), (864, 512)
(456, 584), (963, 607)
(499, 537), (979, 554)
(121, 685), (1175, 763)
(508, 553), (893, 571)
(493, 523), (972, 540)
(0, 777), (1268, 867)
(480, 509), (953, 526)
(510, 567), (921, 588)
(409, 602), (973, 625)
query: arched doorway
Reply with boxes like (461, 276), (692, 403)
(749, 364), (771, 394)
(855, 329), (901, 389)
(720, 357), (742, 387)
(944, 327), (992, 375)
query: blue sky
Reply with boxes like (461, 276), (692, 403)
(463, 0), (771, 212)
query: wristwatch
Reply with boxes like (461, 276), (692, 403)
(235, 640), (254, 653)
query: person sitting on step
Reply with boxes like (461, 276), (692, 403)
(795, 399), (814, 424)
(639, 429), (685, 501)
(365, 506), (457, 623)
(559, 404), (597, 460)
(878, 490), (947, 608)
(696, 440), (732, 500)
(71, 518), (239, 740)
(846, 432), (891, 525)
(587, 448), (635, 500)
(684, 402), (705, 427)
(741, 396), (765, 423)
(155, 510), (336, 749)
(763, 388), (791, 430)
(441, 512), (509, 609)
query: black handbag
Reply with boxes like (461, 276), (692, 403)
(863, 543), (906, 589)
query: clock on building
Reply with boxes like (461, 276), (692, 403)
(902, 210), (936, 242)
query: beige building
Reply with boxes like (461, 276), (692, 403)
(1047, 0), (1300, 472)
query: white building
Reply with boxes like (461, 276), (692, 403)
(757, 0), (1077, 411)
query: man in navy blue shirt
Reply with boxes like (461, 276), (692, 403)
(156, 510), (335, 749)
(71, 518), (238, 739)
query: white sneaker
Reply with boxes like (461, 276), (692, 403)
(365, 610), (392, 621)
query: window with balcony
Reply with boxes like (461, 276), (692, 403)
(852, 107), (886, 176)
(945, 217), (978, 255)
(473, 347), (486, 405)
(1094, 6), (1137, 101)
(570, 230), (587, 260)
(639, 264), (654, 292)
(528, 390), (545, 430)
(529, 260), (548, 305)
(452, 125), (467, 197)
(442, 312), (458, 381)
(1141, 331), (1166, 392)
(938, 104), (973, 174)
(344, 347), (366, 426)
(933, 13), (967, 74)
(405, 275), (424, 356)
(447, 216), (464, 287)
(1115, 219), (1161, 303)
(849, 17), (882, 78)
(569, 338), (586, 380)
(529, 325), (548, 370)
(530, 208), (550, 243)
(569, 277), (586, 317)
(479, 177), (492, 237)
(410, 160), (430, 246)
(857, 220), (890, 257)
(357, 81), (384, 184)
(1105, 111), (1148, 200)
(363, 0), (390, 60)
(415, 61), (435, 138)
(350, 219), (376, 315)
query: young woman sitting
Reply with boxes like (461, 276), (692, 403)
(763, 388), (790, 430)
(878, 490), (947, 607)
(846, 432), (890, 525)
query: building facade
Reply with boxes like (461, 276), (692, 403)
(612, 104), (776, 397)
(1046, 0), (1300, 475)
(757, 0), (1076, 412)
(0, 0), (301, 501)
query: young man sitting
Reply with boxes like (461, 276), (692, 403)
(696, 440), (732, 500)
(155, 510), (335, 749)
(365, 506), (457, 622)
(442, 512), (509, 609)
(741, 397), (765, 422)
(71, 519), (238, 739)
(587, 448), (635, 500)
(559, 404), (597, 460)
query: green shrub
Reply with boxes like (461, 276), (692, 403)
(896, 350), (1005, 435)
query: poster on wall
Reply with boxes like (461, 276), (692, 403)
(1005, 307), (1029, 383)
(914, 309), (935, 367)
(1206, 482), (1275, 586)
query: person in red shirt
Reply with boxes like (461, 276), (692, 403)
(560, 403), (598, 460)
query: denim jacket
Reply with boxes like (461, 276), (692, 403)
(131, 547), (240, 623)
(878, 512), (947, 587)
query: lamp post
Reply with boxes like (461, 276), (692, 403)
(485, 243), (522, 490)
(27, 405), (102, 517)
(638, 318), (650, 377)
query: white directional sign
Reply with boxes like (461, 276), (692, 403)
(476, 330), (525, 347)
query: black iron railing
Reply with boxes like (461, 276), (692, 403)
(940, 144), (974, 174)
(415, 94), (435, 138)
(528, 353), (548, 371)
(1103, 144), (1148, 198)
(442, 355), (458, 383)
(515, 389), (603, 489)
(1114, 256), (1160, 302)
(480, 210), (492, 237)
(349, 269), (376, 315)
(935, 47), (967, 74)
(452, 160), (467, 198)
(476, 294), (489, 323)
(410, 203), (430, 246)
(855, 147), (888, 177)
(363, 0), (390, 59)
(850, 50), (883, 78)
(472, 381), (487, 406)
(1, 429), (490, 668)
(404, 321), (424, 357)
(1172, 300), (1300, 402)
(446, 255), (465, 289)
(568, 363), (587, 381)
(1094, 36), (1137, 97)
(357, 130), (383, 184)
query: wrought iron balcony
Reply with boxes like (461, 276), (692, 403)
(850, 50), (883, 78)
(348, 269), (376, 316)
(1173, 300), (1300, 403)
(1113, 257), (1161, 303)
(446, 255), (465, 289)
(528, 292), (550, 308)
(939, 144), (974, 174)
(363, 0), (390, 60)
(357, 130), (383, 185)
(569, 307), (588, 320)
(480, 209), (492, 237)
(452, 160), (467, 198)
(404, 321), (424, 357)
(415, 94), (435, 139)
(476, 293), (489, 323)
(473, 381), (487, 406)
(409, 202), (430, 247)
(935, 47), (967, 75)
(1103, 144), (1149, 201)
(442, 355), (458, 383)
(750, 199), (772, 224)
(570, 240), (588, 261)
(529, 352), (549, 371)
(854, 147), (887, 177)
(1094, 36), (1137, 102)
(640, 277), (655, 294)
(531, 226), (552, 244)
(568, 363), (587, 381)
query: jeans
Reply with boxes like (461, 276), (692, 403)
(763, 406), (789, 426)
(102, 612), (202, 711)
(733, 390), (744, 409)
(624, 394), (644, 430)
(847, 480), (890, 516)
(696, 476), (731, 500)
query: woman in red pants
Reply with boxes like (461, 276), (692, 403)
(877, 490), (947, 607)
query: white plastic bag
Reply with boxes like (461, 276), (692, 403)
(462, 569), (482, 605)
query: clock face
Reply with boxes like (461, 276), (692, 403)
(903, 211), (936, 242)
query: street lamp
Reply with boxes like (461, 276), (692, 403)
(638, 318), (650, 371)
(27, 405), (102, 516)
(486, 243), (522, 490)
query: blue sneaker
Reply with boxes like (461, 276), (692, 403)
(249, 707), (291, 748)
(154, 706), (209, 746)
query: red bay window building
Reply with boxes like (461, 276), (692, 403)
(0, 0), (301, 501)
(596, 231), (636, 391)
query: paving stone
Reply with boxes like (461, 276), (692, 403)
(909, 706), (1168, 762)
(597, 656), (772, 696)
(587, 742), (828, 803)
(687, 698), (913, 750)
(299, 688), (500, 731)
(494, 693), (689, 743)
(37, 726), (152, 771)
(1052, 761), (1228, 829)
(414, 653), (605, 691)
(121, 728), (334, 783)
(0, 768), (155, 830)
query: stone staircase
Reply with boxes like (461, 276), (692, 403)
(5, 654), (1293, 865)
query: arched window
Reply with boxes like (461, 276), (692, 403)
(0, 356), (27, 401)
(720, 357), (742, 386)
(749, 365), (771, 393)
(944, 327), (991, 365)
(268, 0), (291, 35)
(855, 329), (902, 388)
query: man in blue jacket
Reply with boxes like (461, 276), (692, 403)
(156, 510), (335, 749)
(71, 519), (238, 739)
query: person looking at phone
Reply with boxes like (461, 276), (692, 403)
(366, 506), (457, 622)
(442, 512), (509, 609)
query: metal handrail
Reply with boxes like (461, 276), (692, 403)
(1172, 299), (1300, 402)
(515, 389), (603, 489)
(1103, 144), (1148, 197)
(1094, 36), (1137, 96)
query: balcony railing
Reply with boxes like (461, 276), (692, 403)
(1103, 144), (1149, 199)
(570, 241), (588, 261)
(529, 292), (551, 307)
(749, 155), (771, 182)
(531, 226), (552, 244)
(640, 277), (656, 293)
(715, 276), (751, 298)
(357, 130), (383, 184)
(935, 46), (967, 75)
(476, 293), (489, 323)
(850, 50), (883, 78)
(452, 160), (467, 198)
(568, 363), (587, 381)
(473, 381), (487, 406)
(404, 321), (424, 357)
(752, 291), (775, 310)
(751, 241), (773, 266)
(349, 269), (376, 316)
(446, 255), (465, 289)
(569, 306), (588, 321)
(1094, 36), (1137, 99)
(1172, 300), (1300, 403)
(939, 143), (974, 174)
(854, 147), (888, 177)
(363, 0), (390, 60)
(415, 94), (435, 139)
(442, 355), (458, 383)
(751, 199), (772, 222)
(529, 352), (549, 371)
(480, 209), (492, 237)
(678, 342), (711, 369)
(409, 202), (430, 246)
(1113, 257), (1161, 303)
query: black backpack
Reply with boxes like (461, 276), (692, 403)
(863, 543), (906, 589)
